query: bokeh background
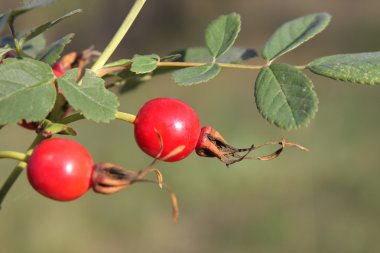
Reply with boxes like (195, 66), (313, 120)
(1, 0), (380, 252)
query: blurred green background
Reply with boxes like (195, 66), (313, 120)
(1, 0), (380, 252)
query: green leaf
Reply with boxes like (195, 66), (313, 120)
(109, 68), (153, 93)
(172, 63), (221, 86)
(0, 12), (10, 34)
(254, 63), (318, 130)
(261, 12), (331, 62)
(57, 69), (119, 122)
(22, 0), (58, 9)
(119, 74), (152, 94)
(20, 9), (81, 44)
(0, 58), (56, 125)
(308, 52), (380, 85)
(130, 54), (159, 74)
(40, 119), (77, 136)
(10, 0), (59, 23)
(22, 34), (46, 58)
(173, 47), (256, 63)
(161, 54), (182, 62)
(37, 33), (75, 64)
(205, 13), (241, 58)
(0, 33), (46, 58)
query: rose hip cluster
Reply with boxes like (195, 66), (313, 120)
(2, 52), (305, 222)
(27, 97), (247, 202)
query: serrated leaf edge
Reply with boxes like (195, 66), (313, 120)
(262, 12), (332, 62)
(254, 65), (319, 130)
(205, 12), (241, 58)
(172, 63), (221, 86)
(57, 70), (119, 122)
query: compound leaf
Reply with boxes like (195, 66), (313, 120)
(38, 33), (75, 64)
(308, 52), (380, 85)
(262, 12), (331, 62)
(172, 63), (221, 86)
(205, 13), (241, 58)
(255, 63), (318, 130)
(0, 58), (56, 125)
(57, 69), (119, 122)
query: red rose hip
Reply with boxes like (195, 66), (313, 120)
(27, 138), (94, 201)
(134, 98), (201, 162)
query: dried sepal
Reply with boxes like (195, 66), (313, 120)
(196, 126), (308, 166)
(195, 126), (255, 165)
(244, 138), (309, 161)
(137, 179), (179, 224)
(153, 169), (164, 189)
(170, 190), (179, 224)
(92, 158), (179, 223)
(92, 162), (136, 194)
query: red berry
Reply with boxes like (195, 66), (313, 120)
(27, 138), (94, 201)
(52, 62), (66, 94)
(134, 98), (201, 162)
(52, 62), (65, 78)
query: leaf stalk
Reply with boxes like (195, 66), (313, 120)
(0, 151), (28, 162)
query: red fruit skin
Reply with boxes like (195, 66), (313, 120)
(52, 63), (65, 78)
(134, 98), (201, 162)
(27, 138), (94, 201)
(52, 63), (65, 94)
(0, 51), (16, 64)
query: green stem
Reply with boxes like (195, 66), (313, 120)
(295, 65), (308, 69)
(0, 134), (46, 208)
(158, 61), (263, 70)
(0, 151), (28, 162)
(59, 113), (85, 125)
(9, 23), (22, 57)
(115, 111), (136, 123)
(96, 61), (308, 77)
(60, 111), (136, 125)
(158, 61), (307, 70)
(91, 0), (147, 72)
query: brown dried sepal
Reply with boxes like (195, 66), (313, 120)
(195, 126), (255, 165)
(195, 126), (308, 166)
(92, 162), (179, 223)
(92, 162), (137, 194)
